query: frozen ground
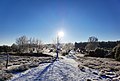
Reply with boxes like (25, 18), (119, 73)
(8, 54), (108, 81)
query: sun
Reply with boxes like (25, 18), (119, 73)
(58, 31), (64, 38)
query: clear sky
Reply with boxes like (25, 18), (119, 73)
(0, 0), (120, 45)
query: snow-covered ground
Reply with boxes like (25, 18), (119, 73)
(8, 54), (108, 81)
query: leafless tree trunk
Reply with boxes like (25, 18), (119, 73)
(6, 53), (9, 69)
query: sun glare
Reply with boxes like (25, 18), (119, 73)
(58, 31), (64, 38)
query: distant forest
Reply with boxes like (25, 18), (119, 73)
(75, 41), (120, 50)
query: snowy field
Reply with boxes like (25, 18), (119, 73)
(8, 55), (108, 81)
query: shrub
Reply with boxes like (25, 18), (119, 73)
(88, 51), (95, 57)
(110, 44), (120, 61)
(85, 43), (96, 51)
(105, 46), (117, 58)
(105, 52), (114, 58)
(111, 46), (117, 58)
(86, 48), (107, 57)
(114, 44), (120, 61)
(94, 48), (106, 57)
(85, 42), (99, 51)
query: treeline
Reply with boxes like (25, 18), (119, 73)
(0, 35), (43, 53)
(0, 45), (12, 53)
(75, 41), (120, 50)
(75, 36), (120, 61)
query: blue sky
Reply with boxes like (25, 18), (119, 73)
(0, 0), (120, 45)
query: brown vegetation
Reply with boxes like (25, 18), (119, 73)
(0, 54), (52, 80)
(76, 56), (120, 75)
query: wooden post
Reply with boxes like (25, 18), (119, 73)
(6, 53), (9, 69)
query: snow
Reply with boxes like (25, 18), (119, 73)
(8, 63), (50, 81)
(8, 54), (108, 81)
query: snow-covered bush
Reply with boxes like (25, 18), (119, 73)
(110, 44), (120, 61)
(114, 44), (120, 61)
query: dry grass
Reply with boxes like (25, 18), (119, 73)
(76, 56), (120, 75)
(0, 70), (12, 81)
(0, 54), (52, 80)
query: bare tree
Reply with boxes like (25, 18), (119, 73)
(88, 36), (98, 43)
(16, 35), (28, 53)
(11, 43), (19, 52)
(16, 36), (28, 45)
(29, 38), (42, 47)
(16, 36), (43, 53)
(85, 36), (99, 51)
(63, 43), (74, 52)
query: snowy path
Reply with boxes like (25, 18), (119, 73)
(9, 56), (107, 81)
